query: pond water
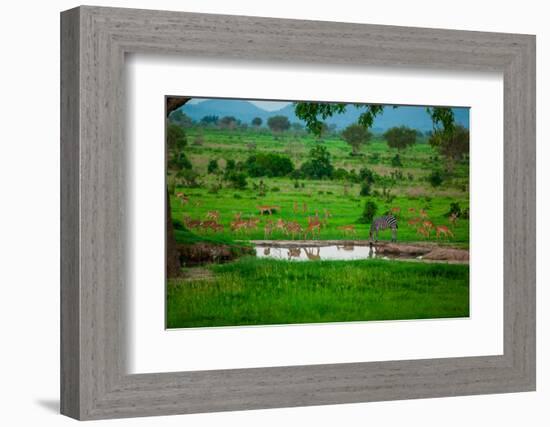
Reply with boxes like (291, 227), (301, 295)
(255, 244), (384, 261)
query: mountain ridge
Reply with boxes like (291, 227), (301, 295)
(179, 99), (470, 132)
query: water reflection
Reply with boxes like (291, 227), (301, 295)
(255, 244), (379, 261)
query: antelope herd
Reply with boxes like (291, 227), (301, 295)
(175, 191), (461, 242)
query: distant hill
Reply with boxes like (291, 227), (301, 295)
(179, 99), (469, 132)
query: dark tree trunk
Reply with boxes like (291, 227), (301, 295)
(166, 96), (191, 278)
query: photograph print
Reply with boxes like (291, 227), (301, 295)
(165, 97), (470, 329)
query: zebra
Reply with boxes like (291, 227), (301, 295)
(369, 215), (398, 242)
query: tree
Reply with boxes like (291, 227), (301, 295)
(219, 116), (239, 129)
(165, 97), (191, 278)
(267, 115), (291, 133)
(300, 145), (334, 179)
(199, 115), (218, 126)
(245, 153), (294, 177)
(358, 200), (378, 224)
(167, 124), (187, 151)
(251, 117), (262, 127)
(429, 125), (469, 171)
(341, 123), (372, 155)
(383, 126), (417, 151)
(168, 110), (193, 128)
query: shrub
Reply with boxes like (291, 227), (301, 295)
(225, 159), (236, 172)
(300, 145), (334, 179)
(359, 167), (376, 184)
(333, 168), (349, 181)
(446, 202), (462, 217)
(245, 152), (294, 177)
(271, 186), (281, 192)
(359, 181), (372, 196)
(224, 171), (247, 189)
(358, 200), (378, 224)
(176, 169), (200, 187)
(207, 159), (219, 174)
(391, 153), (403, 167)
(233, 193), (242, 199)
(368, 153), (380, 163)
(428, 170), (444, 187)
(293, 180), (300, 189)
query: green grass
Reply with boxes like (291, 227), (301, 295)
(167, 257), (470, 328)
(171, 127), (469, 247)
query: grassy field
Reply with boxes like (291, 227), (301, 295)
(166, 120), (470, 328)
(171, 127), (469, 246)
(167, 257), (470, 328)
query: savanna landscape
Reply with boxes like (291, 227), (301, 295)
(165, 97), (470, 328)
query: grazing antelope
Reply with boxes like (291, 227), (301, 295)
(230, 219), (248, 233)
(390, 207), (401, 218)
(408, 207), (416, 214)
(183, 216), (202, 230)
(275, 218), (286, 233)
(305, 216), (321, 238)
(264, 219), (274, 239)
(233, 212), (243, 221)
(416, 226), (430, 239)
(175, 192), (189, 206)
(257, 205), (280, 215)
(407, 217), (421, 228)
(205, 210), (220, 221)
(304, 247), (321, 261)
(337, 225), (357, 237)
(419, 209), (429, 218)
(370, 215), (398, 242)
(284, 221), (303, 240)
(422, 220), (434, 231)
(245, 217), (260, 232)
(449, 212), (459, 228)
(435, 225), (454, 239)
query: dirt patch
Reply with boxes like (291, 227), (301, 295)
(422, 247), (469, 262)
(177, 242), (254, 266)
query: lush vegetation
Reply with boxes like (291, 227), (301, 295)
(165, 102), (470, 328)
(167, 257), (469, 328)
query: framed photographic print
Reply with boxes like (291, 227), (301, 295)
(61, 5), (536, 420)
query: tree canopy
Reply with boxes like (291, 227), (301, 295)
(383, 126), (417, 151)
(267, 115), (291, 133)
(341, 123), (372, 155)
(251, 117), (262, 127)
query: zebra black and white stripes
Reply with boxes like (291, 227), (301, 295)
(370, 215), (398, 242)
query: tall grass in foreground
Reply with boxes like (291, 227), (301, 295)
(167, 257), (469, 328)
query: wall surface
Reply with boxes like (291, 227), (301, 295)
(0, 0), (547, 425)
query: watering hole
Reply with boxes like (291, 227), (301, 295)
(252, 240), (469, 263)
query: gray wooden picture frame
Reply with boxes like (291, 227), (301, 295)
(60, 5), (536, 420)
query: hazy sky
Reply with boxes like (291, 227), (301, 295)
(188, 98), (291, 112)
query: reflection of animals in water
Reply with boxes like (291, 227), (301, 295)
(175, 192), (189, 206)
(435, 225), (454, 239)
(304, 247), (321, 260)
(370, 215), (398, 242)
(287, 247), (301, 260)
(337, 244), (355, 251)
(257, 205), (280, 215)
(337, 225), (356, 237)
(263, 247), (271, 256)
(205, 210), (220, 221)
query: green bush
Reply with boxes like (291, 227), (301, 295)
(391, 153), (403, 167)
(359, 181), (372, 196)
(245, 152), (294, 177)
(428, 170), (444, 187)
(207, 159), (219, 174)
(224, 171), (247, 189)
(358, 200), (378, 224)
